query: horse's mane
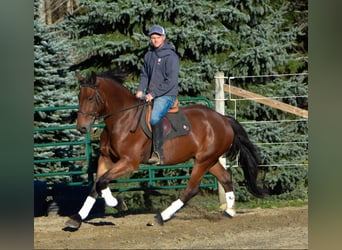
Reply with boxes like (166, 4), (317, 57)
(96, 70), (129, 85)
(81, 69), (129, 87)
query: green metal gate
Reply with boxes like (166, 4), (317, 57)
(34, 97), (217, 192)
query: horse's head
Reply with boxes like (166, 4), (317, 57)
(76, 72), (104, 134)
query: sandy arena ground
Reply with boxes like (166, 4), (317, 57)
(34, 204), (308, 249)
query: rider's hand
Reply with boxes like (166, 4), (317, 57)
(145, 93), (154, 102)
(136, 91), (143, 99)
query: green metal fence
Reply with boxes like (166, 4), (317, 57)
(34, 97), (218, 192)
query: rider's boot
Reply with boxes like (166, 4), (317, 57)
(148, 120), (164, 165)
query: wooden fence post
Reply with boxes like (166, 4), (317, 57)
(215, 72), (227, 209)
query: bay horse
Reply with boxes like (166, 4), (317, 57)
(65, 71), (266, 229)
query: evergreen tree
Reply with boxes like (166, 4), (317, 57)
(59, 0), (307, 96)
(39, 0), (308, 104)
(34, 0), (84, 184)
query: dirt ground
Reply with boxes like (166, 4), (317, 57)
(34, 204), (308, 249)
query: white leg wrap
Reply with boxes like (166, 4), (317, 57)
(101, 187), (118, 207)
(225, 191), (236, 217)
(78, 196), (96, 220)
(161, 199), (184, 221)
(225, 191), (235, 208)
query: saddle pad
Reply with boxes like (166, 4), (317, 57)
(141, 105), (191, 141)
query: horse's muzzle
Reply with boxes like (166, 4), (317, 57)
(76, 118), (93, 134)
(78, 126), (89, 134)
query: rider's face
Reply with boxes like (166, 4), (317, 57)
(150, 34), (166, 48)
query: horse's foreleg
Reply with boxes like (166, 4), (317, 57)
(208, 161), (236, 217)
(79, 182), (119, 220)
(77, 181), (125, 219)
(65, 156), (118, 229)
(94, 156), (120, 207)
(93, 157), (139, 209)
(79, 156), (133, 215)
(65, 183), (98, 229)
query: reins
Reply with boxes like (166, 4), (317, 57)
(129, 101), (150, 133)
(100, 101), (148, 120)
(78, 84), (148, 128)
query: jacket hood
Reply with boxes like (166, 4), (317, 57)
(151, 42), (176, 57)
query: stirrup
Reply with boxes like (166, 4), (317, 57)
(147, 151), (161, 165)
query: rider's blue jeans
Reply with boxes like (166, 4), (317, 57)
(150, 95), (176, 126)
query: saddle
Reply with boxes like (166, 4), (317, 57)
(141, 99), (191, 141)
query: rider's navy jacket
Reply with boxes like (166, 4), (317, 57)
(138, 41), (179, 98)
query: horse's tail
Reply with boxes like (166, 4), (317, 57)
(226, 116), (267, 198)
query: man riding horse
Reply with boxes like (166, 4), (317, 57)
(135, 25), (180, 165)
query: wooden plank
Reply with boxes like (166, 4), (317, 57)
(224, 84), (308, 118)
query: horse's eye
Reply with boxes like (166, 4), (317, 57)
(88, 96), (94, 101)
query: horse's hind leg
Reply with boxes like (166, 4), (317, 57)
(208, 161), (236, 217)
(155, 162), (208, 225)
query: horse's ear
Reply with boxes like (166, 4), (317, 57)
(76, 72), (84, 81)
(90, 71), (97, 84)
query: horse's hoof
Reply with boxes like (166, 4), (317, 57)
(154, 213), (164, 226)
(223, 208), (236, 218)
(115, 194), (128, 212)
(65, 214), (82, 229)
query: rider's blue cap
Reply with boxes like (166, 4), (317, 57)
(148, 25), (165, 36)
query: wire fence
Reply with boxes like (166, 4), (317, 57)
(217, 72), (308, 170)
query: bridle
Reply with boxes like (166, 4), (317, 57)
(77, 85), (105, 120)
(77, 84), (148, 122)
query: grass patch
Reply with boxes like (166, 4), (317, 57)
(186, 191), (308, 211)
(235, 198), (308, 210)
(105, 188), (308, 215)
